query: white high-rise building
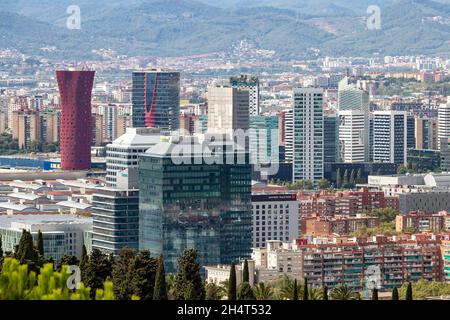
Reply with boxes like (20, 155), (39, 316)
(338, 110), (366, 163)
(106, 127), (163, 189)
(292, 88), (324, 183)
(207, 85), (250, 133)
(284, 109), (293, 163)
(373, 111), (408, 165)
(338, 77), (370, 162)
(438, 97), (450, 149)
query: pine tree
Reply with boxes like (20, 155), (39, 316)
(406, 282), (413, 300)
(303, 278), (308, 300)
(79, 245), (88, 283)
(174, 249), (205, 300)
(323, 285), (328, 300)
(392, 287), (399, 300)
(153, 255), (168, 300)
(36, 230), (44, 257)
(228, 263), (237, 300)
(133, 250), (158, 301)
(336, 168), (342, 188)
(372, 288), (378, 300)
(83, 249), (113, 299)
(293, 279), (298, 300)
(112, 247), (136, 300)
(242, 259), (249, 284)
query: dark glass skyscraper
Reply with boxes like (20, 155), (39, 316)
(138, 136), (252, 273)
(324, 114), (339, 163)
(132, 70), (180, 131)
(56, 70), (95, 170)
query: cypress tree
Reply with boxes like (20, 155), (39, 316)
(16, 230), (39, 266)
(0, 235), (3, 258)
(372, 288), (378, 300)
(242, 259), (249, 284)
(153, 255), (168, 300)
(322, 285), (328, 300)
(173, 249), (205, 300)
(293, 279), (298, 300)
(392, 287), (399, 300)
(406, 282), (413, 300)
(336, 168), (342, 188)
(36, 230), (44, 257)
(79, 245), (88, 282)
(228, 263), (237, 300)
(303, 278), (308, 301)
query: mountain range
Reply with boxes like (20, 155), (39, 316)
(1, 0), (450, 60)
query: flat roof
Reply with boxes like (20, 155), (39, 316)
(0, 202), (38, 212)
(0, 214), (92, 229)
(56, 201), (92, 210)
(7, 193), (42, 201)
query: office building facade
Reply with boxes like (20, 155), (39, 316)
(373, 111), (408, 165)
(230, 75), (260, 115)
(138, 136), (252, 272)
(132, 70), (180, 131)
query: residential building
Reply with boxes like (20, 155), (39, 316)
(292, 88), (324, 183)
(438, 97), (450, 149)
(396, 211), (449, 233)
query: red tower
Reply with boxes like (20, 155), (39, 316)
(56, 70), (95, 170)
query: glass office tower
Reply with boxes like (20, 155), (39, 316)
(138, 136), (252, 273)
(132, 70), (180, 131)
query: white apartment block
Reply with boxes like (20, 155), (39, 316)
(439, 97), (450, 149)
(292, 88), (324, 182)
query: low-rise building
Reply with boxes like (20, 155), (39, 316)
(0, 214), (92, 261)
(301, 215), (379, 236)
(396, 211), (450, 233)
